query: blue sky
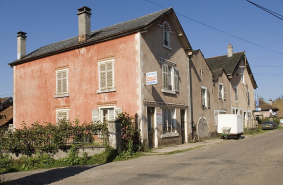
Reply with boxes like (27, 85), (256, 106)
(0, 0), (283, 102)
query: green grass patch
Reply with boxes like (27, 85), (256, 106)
(163, 145), (205, 155)
(0, 145), (145, 175)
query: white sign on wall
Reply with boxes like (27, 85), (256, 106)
(146, 71), (158, 85)
(156, 112), (162, 125)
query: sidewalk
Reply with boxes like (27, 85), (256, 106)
(146, 135), (250, 155)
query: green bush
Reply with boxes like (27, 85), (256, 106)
(0, 120), (108, 157)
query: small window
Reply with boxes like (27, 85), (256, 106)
(162, 109), (176, 133)
(201, 86), (208, 108)
(162, 64), (179, 93)
(247, 90), (250, 106)
(92, 107), (122, 123)
(98, 59), (115, 93)
(219, 83), (225, 100)
(160, 21), (173, 50)
(56, 68), (68, 97)
(56, 109), (69, 124)
(234, 86), (238, 102)
(241, 70), (245, 84)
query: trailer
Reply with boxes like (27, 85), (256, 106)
(217, 114), (243, 139)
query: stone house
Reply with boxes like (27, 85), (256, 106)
(206, 45), (258, 128)
(8, 6), (258, 148)
(9, 7), (192, 148)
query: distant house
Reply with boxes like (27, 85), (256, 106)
(0, 97), (13, 129)
(272, 98), (283, 118)
(206, 45), (258, 128)
(190, 45), (258, 139)
(254, 99), (279, 120)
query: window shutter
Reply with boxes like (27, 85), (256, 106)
(62, 70), (67, 93)
(57, 71), (62, 94)
(168, 66), (172, 90)
(92, 109), (99, 123)
(174, 69), (179, 91)
(115, 108), (122, 119)
(109, 109), (115, 120)
(100, 63), (106, 89)
(207, 89), (210, 108)
(162, 65), (168, 89)
(106, 62), (113, 88)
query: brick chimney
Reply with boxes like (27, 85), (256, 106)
(227, 43), (233, 57)
(77, 6), (92, 42)
(17, 31), (27, 60)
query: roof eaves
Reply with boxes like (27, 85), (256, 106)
(8, 26), (147, 67)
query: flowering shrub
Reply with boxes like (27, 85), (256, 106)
(0, 119), (108, 157)
(117, 112), (139, 158)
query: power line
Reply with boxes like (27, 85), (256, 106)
(144, 0), (283, 55)
(253, 65), (283, 67)
(246, 0), (283, 21)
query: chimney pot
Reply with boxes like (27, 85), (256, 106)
(227, 43), (233, 57)
(77, 6), (92, 42)
(17, 31), (27, 60)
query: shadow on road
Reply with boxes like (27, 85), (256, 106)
(7, 165), (99, 185)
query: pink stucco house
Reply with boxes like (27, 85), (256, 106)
(9, 6), (258, 148)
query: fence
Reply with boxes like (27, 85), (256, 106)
(0, 132), (108, 152)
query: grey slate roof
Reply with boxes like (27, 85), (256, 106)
(205, 52), (258, 89)
(205, 52), (244, 75)
(9, 7), (173, 66)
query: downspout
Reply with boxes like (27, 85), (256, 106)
(187, 52), (193, 142)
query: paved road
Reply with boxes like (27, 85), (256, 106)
(3, 130), (283, 185)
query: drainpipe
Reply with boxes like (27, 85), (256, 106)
(188, 51), (193, 142)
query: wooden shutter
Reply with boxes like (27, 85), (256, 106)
(57, 71), (62, 94)
(162, 64), (168, 89)
(100, 63), (106, 89)
(92, 109), (99, 123)
(109, 109), (115, 120)
(115, 108), (122, 119)
(106, 62), (113, 89)
(174, 68), (179, 91)
(62, 70), (67, 93)
(168, 66), (172, 90)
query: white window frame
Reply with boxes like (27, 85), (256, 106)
(201, 86), (208, 108)
(95, 106), (122, 123)
(219, 83), (224, 100)
(97, 59), (115, 94)
(55, 68), (69, 98)
(161, 63), (179, 94)
(56, 109), (69, 124)
(234, 86), (238, 102)
(232, 107), (242, 115)
(162, 108), (177, 134)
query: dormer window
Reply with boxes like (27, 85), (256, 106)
(159, 21), (174, 50)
